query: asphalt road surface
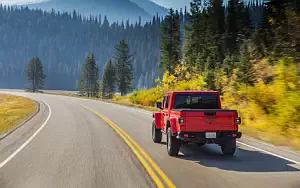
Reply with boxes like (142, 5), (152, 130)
(0, 91), (299, 188)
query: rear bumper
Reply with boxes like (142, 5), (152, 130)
(176, 131), (242, 143)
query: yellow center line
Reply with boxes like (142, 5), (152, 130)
(76, 103), (176, 188)
(103, 116), (176, 188)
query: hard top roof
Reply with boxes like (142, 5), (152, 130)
(165, 91), (219, 95)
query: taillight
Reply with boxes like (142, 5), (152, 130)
(235, 117), (241, 124)
(178, 117), (184, 125)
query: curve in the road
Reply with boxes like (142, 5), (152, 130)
(1, 91), (299, 188)
(0, 101), (52, 169)
(77, 103), (176, 188)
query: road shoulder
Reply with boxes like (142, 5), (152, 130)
(0, 101), (40, 141)
(0, 101), (49, 164)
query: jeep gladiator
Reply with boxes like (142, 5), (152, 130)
(152, 91), (242, 156)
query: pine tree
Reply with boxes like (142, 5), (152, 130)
(204, 55), (217, 90)
(208, 0), (225, 63)
(114, 40), (133, 96)
(80, 53), (99, 97)
(266, 0), (300, 61)
(185, 0), (206, 72)
(249, 28), (267, 59)
(102, 59), (116, 99)
(26, 57), (46, 92)
(160, 8), (182, 74)
(223, 55), (236, 76)
(226, 0), (239, 56)
(237, 1), (252, 42)
(236, 43), (256, 85)
(78, 71), (86, 95)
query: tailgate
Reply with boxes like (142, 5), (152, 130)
(182, 110), (238, 132)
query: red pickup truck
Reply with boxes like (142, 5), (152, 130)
(152, 91), (242, 156)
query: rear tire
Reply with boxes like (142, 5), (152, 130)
(152, 121), (162, 143)
(221, 139), (236, 156)
(167, 127), (181, 156)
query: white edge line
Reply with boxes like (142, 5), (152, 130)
(242, 136), (300, 157)
(237, 141), (299, 164)
(0, 101), (52, 168)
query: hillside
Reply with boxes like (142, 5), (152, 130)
(24, 0), (166, 23)
(130, 0), (167, 17)
(0, 6), (164, 90)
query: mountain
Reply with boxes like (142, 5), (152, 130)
(129, 0), (167, 17)
(0, 5), (165, 90)
(24, 0), (167, 23)
(151, 0), (191, 10)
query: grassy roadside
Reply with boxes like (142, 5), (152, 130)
(0, 94), (37, 134)
(110, 97), (157, 112)
(42, 91), (158, 112)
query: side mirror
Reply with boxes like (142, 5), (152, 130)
(156, 102), (162, 109)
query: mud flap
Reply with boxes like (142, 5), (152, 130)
(153, 112), (162, 129)
(170, 118), (178, 136)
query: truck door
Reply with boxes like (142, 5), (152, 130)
(162, 95), (170, 131)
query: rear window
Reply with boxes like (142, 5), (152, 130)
(173, 94), (219, 109)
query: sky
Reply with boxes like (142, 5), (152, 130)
(0, 0), (45, 5)
(151, 0), (191, 10)
(0, 0), (191, 9)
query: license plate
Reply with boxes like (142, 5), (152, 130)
(205, 132), (216, 139)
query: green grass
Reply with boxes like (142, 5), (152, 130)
(0, 94), (36, 134)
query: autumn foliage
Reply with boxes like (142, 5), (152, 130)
(115, 58), (300, 149)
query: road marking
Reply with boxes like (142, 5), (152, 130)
(242, 136), (300, 157)
(77, 104), (176, 188)
(0, 101), (52, 168)
(237, 141), (299, 164)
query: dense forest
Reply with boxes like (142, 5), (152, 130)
(0, 5), (164, 90)
(0, 0), (298, 91)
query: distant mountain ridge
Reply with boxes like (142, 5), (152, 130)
(24, 0), (168, 23)
(130, 0), (167, 17)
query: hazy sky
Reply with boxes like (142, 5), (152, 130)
(0, 0), (45, 5)
(151, 0), (190, 10)
(0, 0), (191, 9)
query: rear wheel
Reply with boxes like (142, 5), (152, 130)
(221, 139), (236, 156)
(152, 121), (162, 143)
(167, 127), (181, 156)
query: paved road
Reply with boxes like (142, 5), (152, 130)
(0, 91), (299, 188)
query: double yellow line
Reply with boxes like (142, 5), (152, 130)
(78, 104), (176, 188)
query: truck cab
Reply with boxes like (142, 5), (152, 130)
(152, 91), (242, 156)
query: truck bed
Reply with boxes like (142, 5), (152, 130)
(173, 109), (238, 132)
